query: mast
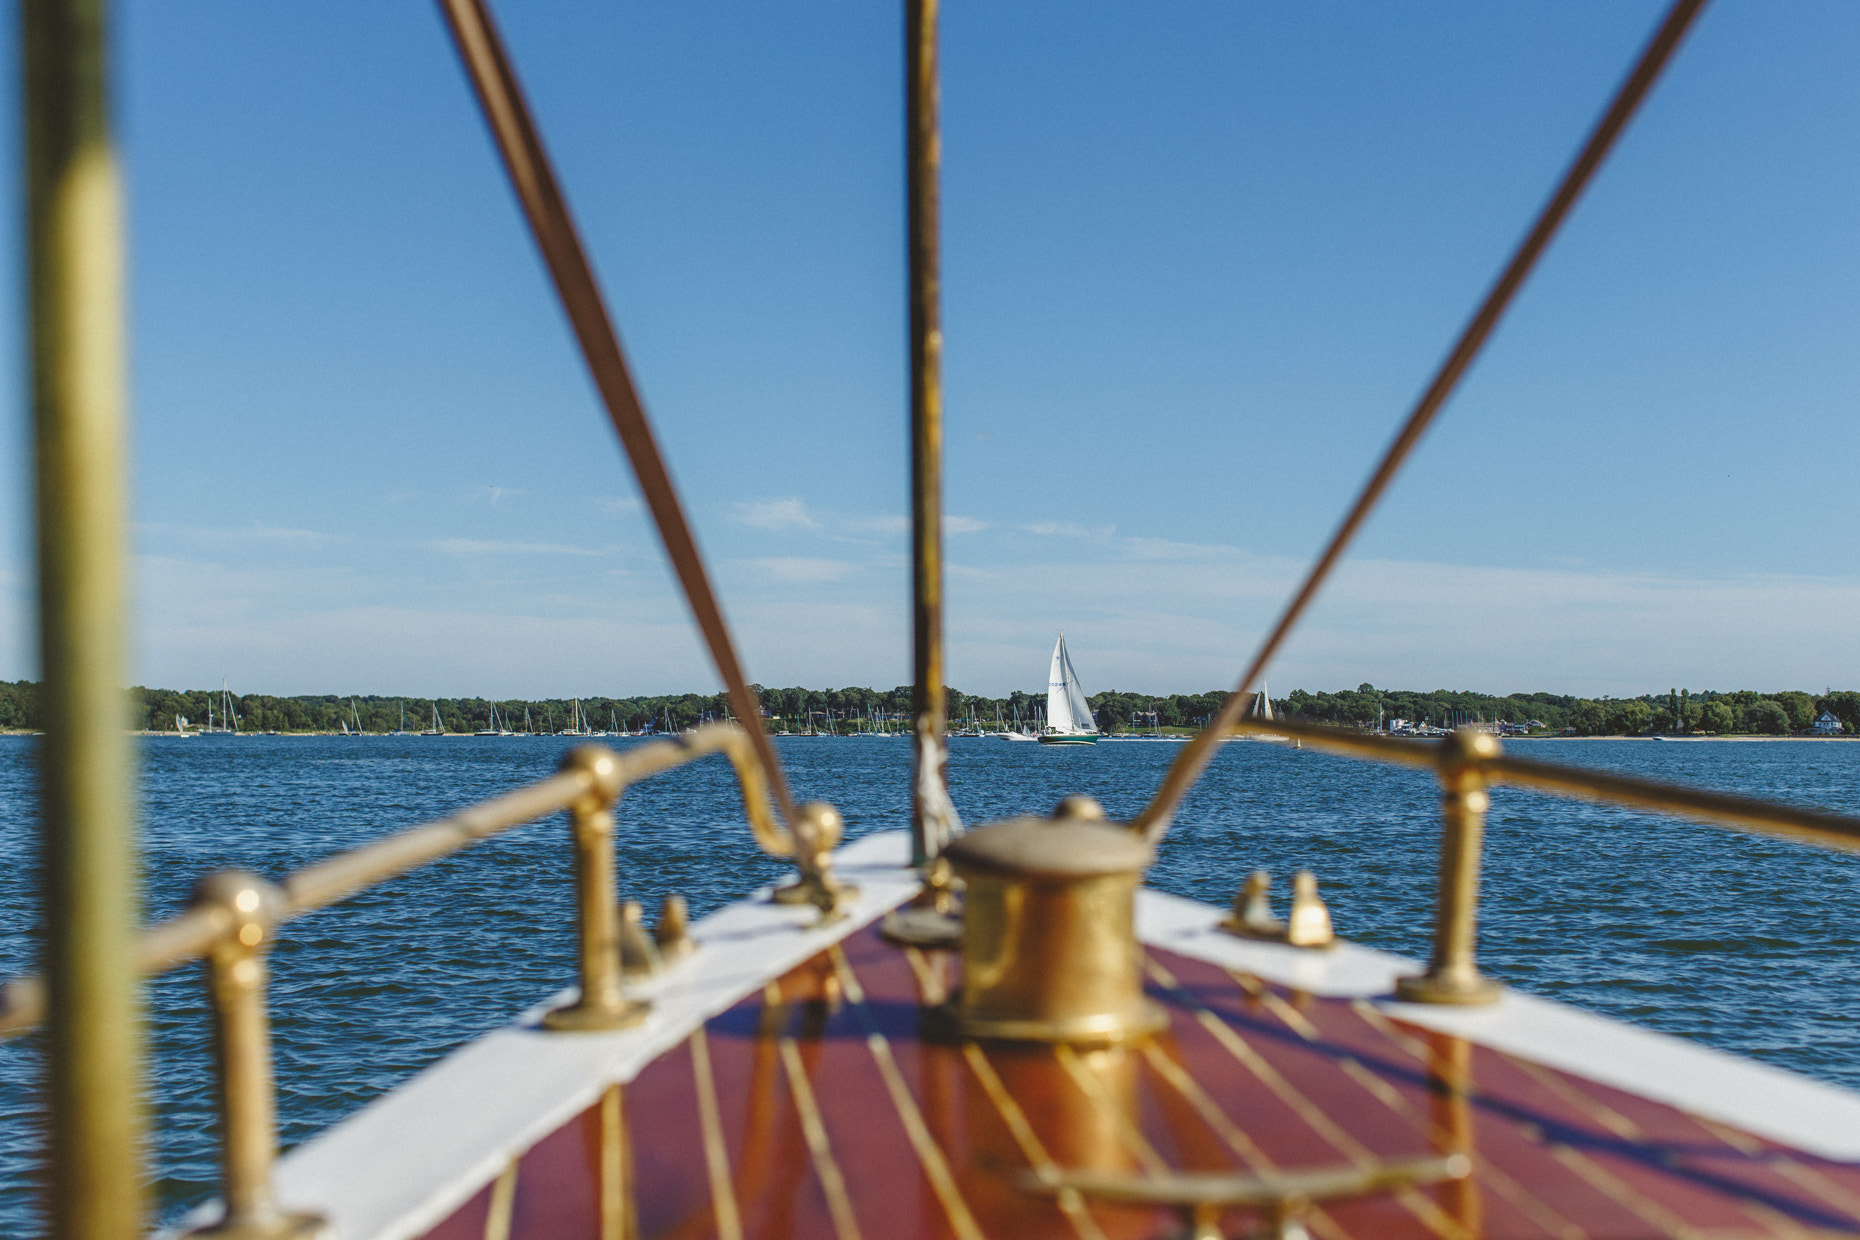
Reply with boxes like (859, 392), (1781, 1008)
(27, 0), (143, 1230)
(907, 0), (958, 864)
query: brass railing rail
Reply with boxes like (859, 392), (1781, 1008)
(1232, 716), (1860, 855)
(1228, 716), (1860, 1004)
(0, 725), (848, 1238)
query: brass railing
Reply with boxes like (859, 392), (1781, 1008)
(0, 724), (849, 1239)
(1230, 716), (1860, 1004)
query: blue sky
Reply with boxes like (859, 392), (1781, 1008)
(3, 1), (1858, 699)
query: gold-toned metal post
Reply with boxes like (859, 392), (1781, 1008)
(187, 872), (321, 1239)
(1395, 730), (1503, 1005)
(26, 0), (142, 1234)
(907, 0), (958, 866)
(546, 747), (649, 1032)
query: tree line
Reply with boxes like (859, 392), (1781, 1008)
(0, 679), (1848, 736)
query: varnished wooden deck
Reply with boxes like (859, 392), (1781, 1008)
(419, 923), (1860, 1240)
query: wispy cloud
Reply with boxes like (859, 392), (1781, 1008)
(141, 522), (330, 546)
(735, 497), (821, 532)
(598, 496), (641, 515)
(483, 486), (524, 506)
(744, 557), (859, 584)
(432, 538), (604, 557)
(945, 516), (990, 535)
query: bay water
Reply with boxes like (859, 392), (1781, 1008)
(2, 733), (1857, 1232)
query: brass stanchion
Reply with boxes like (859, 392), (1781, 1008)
(1396, 730), (1503, 1005)
(187, 872), (322, 1239)
(546, 747), (649, 1032)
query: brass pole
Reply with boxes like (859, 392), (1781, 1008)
(435, 0), (798, 833)
(188, 872), (319, 1239)
(24, 0), (141, 1234)
(544, 748), (648, 1032)
(907, 0), (956, 866)
(1134, 0), (1709, 843)
(1395, 730), (1502, 1006)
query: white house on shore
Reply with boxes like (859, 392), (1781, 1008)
(1814, 710), (1843, 736)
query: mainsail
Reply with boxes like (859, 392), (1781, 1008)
(1046, 634), (1099, 735)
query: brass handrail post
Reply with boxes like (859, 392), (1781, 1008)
(187, 872), (321, 1239)
(26, 0), (143, 1234)
(545, 747), (649, 1032)
(1395, 730), (1503, 1005)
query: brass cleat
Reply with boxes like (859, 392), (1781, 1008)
(653, 894), (694, 964)
(1220, 870), (1284, 939)
(1285, 871), (1335, 948)
(617, 900), (662, 978)
(1220, 870), (1335, 949)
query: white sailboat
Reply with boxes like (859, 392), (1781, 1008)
(1038, 633), (1099, 745)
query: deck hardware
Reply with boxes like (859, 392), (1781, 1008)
(1017, 1154), (1470, 1240)
(1220, 871), (1284, 939)
(617, 900), (662, 978)
(654, 894), (694, 963)
(882, 855), (964, 948)
(935, 796), (1166, 1044)
(187, 871), (325, 1239)
(545, 747), (650, 1032)
(770, 802), (859, 917)
(1396, 729), (1503, 1005)
(1220, 871), (1334, 948)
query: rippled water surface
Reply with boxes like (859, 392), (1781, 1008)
(2, 733), (1858, 1232)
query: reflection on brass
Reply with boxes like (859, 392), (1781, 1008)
(653, 894), (693, 964)
(546, 748), (649, 1032)
(1426, 1032), (1482, 1237)
(598, 1084), (634, 1240)
(770, 802), (859, 917)
(1134, 0), (1710, 845)
(1019, 1155), (1470, 1240)
(185, 872), (326, 1240)
(483, 1161), (517, 1240)
(937, 798), (1165, 1044)
(1397, 731), (1503, 1006)
(689, 1029), (745, 1240)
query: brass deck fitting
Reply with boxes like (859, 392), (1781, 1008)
(187, 871), (326, 1240)
(1221, 870), (1335, 948)
(881, 855), (964, 948)
(545, 747), (650, 1032)
(1396, 729), (1504, 1006)
(938, 797), (1165, 1044)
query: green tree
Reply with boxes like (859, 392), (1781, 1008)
(1746, 700), (1790, 734)
(1698, 701), (1735, 733)
(1604, 700), (1653, 735)
(1571, 700), (1606, 736)
(1773, 691), (1816, 732)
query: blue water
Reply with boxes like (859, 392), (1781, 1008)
(2, 734), (1858, 1233)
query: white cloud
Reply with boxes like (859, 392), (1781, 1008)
(734, 497), (821, 532)
(945, 516), (990, 535)
(432, 539), (604, 557)
(743, 557), (860, 585)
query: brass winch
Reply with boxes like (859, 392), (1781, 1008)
(938, 796), (1166, 1044)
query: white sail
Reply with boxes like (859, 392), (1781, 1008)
(1046, 634), (1099, 735)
